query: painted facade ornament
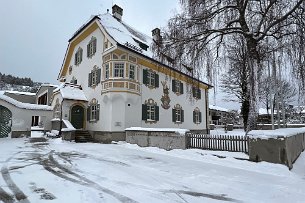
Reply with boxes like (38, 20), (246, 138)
(161, 81), (171, 109)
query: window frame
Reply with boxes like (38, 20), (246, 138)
(87, 37), (97, 58)
(105, 63), (110, 80)
(114, 62), (125, 78)
(75, 47), (83, 65)
(147, 71), (155, 86)
(129, 64), (135, 80)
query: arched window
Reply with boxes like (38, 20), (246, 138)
(142, 99), (159, 122)
(87, 98), (100, 122)
(193, 107), (202, 124)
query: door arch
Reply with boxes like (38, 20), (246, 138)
(0, 105), (12, 138)
(71, 105), (84, 129)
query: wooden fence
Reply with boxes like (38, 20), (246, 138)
(186, 133), (249, 153)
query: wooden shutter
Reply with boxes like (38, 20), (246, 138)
(143, 69), (148, 85)
(180, 82), (184, 94)
(88, 72), (92, 87)
(80, 49), (83, 62)
(74, 53), (77, 65)
(87, 106), (91, 121)
(155, 105), (159, 121)
(87, 43), (90, 57)
(193, 111), (196, 123)
(93, 38), (97, 54)
(96, 104), (100, 121)
(172, 109), (176, 122)
(142, 104), (147, 120)
(172, 79), (176, 92)
(198, 89), (201, 99)
(181, 109), (184, 122)
(199, 112), (202, 123)
(97, 69), (101, 83)
(192, 87), (196, 97)
(155, 73), (159, 88)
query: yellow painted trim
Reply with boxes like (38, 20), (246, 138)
(60, 22), (100, 78)
(101, 90), (141, 96)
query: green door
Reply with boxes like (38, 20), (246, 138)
(0, 105), (12, 138)
(71, 105), (84, 129)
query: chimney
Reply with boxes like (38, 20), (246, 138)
(112, 4), (123, 21)
(152, 28), (161, 44)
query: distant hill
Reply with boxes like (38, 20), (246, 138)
(0, 72), (41, 93)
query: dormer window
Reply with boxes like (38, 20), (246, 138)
(74, 47), (83, 65)
(87, 37), (97, 58)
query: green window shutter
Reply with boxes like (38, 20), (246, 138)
(74, 53), (77, 65)
(181, 109), (184, 122)
(172, 79), (176, 92)
(87, 106), (91, 121)
(87, 44), (90, 57)
(143, 69), (148, 85)
(192, 87), (196, 97)
(88, 73), (92, 87)
(97, 68), (101, 83)
(96, 104), (100, 121)
(142, 104), (147, 120)
(155, 105), (159, 121)
(155, 73), (159, 88)
(93, 38), (97, 54)
(199, 112), (202, 123)
(180, 82), (184, 94)
(172, 109), (176, 122)
(193, 111), (196, 123)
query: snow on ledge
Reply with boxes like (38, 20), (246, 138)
(125, 127), (189, 135)
(62, 120), (76, 131)
(248, 127), (305, 139)
(0, 94), (52, 110)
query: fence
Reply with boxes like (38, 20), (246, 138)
(186, 133), (249, 153)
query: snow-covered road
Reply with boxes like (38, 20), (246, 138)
(0, 138), (305, 203)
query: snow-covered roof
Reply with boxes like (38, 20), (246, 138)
(209, 105), (229, 112)
(99, 13), (153, 58)
(4, 90), (36, 96)
(125, 127), (189, 135)
(40, 83), (58, 88)
(53, 83), (87, 101)
(0, 93), (52, 110)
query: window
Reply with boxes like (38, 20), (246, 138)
(192, 86), (201, 99)
(87, 37), (97, 58)
(193, 108), (202, 124)
(87, 99), (100, 122)
(142, 99), (159, 122)
(31, 116), (39, 126)
(129, 64), (135, 80)
(113, 54), (119, 60)
(114, 63), (124, 77)
(143, 69), (159, 88)
(88, 66), (101, 87)
(105, 64), (109, 79)
(172, 79), (183, 94)
(74, 47), (83, 65)
(172, 104), (184, 123)
(70, 76), (77, 85)
(69, 66), (73, 75)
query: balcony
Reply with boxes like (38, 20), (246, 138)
(101, 79), (141, 95)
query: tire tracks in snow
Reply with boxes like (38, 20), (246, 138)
(42, 151), (137, 203)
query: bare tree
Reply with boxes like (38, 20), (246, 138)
(156, 0), (305, 132)
(220, 37), (250, 131)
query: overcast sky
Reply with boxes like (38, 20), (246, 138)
(0, 0), (179, 84)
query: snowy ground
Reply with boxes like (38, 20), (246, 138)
(210, 128), (246, 136)
(0, 138), (305, 203)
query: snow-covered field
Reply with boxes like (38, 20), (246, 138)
(0, 137), (305, 203)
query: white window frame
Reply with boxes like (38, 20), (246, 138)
(91, 104), (97, 121)
(105, 63), (109, 79)
(194, 111), (200, 124)
(147, 71), (155, 86)
(175, 80), (181, 94)
(75, 48), (82, 65)
(147, 105), (155, 121)
(129, 64), (135, 80)
(88, 37), (96, 58)
(114, 62), (124, 78)
(91, 69), (97, 86)
(176, 108), (182, 123)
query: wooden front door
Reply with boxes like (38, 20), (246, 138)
(0, 105), (12, 138)
(71, 105), (84, 129)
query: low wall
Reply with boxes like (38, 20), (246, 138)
(91, 131), (126, 143)
(126, 130), (187, 150)
(248, 128), (305, 169)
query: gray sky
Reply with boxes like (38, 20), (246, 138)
(0, 0), (179, 84)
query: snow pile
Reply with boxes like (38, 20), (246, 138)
(125, 127), (189, 135)
(30, 127), (45, 138)
(46, 130), (59, 138)
(248, 127), (305, 139)
(54, 83), (87, 101)
(0, 93), (52, 110)
(4, 90), (36, 96)
(209, 105), (229, 112)
(62, 120), (76, 131)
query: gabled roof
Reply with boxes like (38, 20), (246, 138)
(65, 13), (212, 88)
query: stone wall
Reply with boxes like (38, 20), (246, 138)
(249, 132), (305, 169)
(126, 130), (187, 150)
(91, 131), (126, 143)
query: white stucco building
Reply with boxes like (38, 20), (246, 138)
(53, 5), (212, 141)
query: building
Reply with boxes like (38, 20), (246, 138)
(0, 84), (57, 138)
(54, 5), (212, 142)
